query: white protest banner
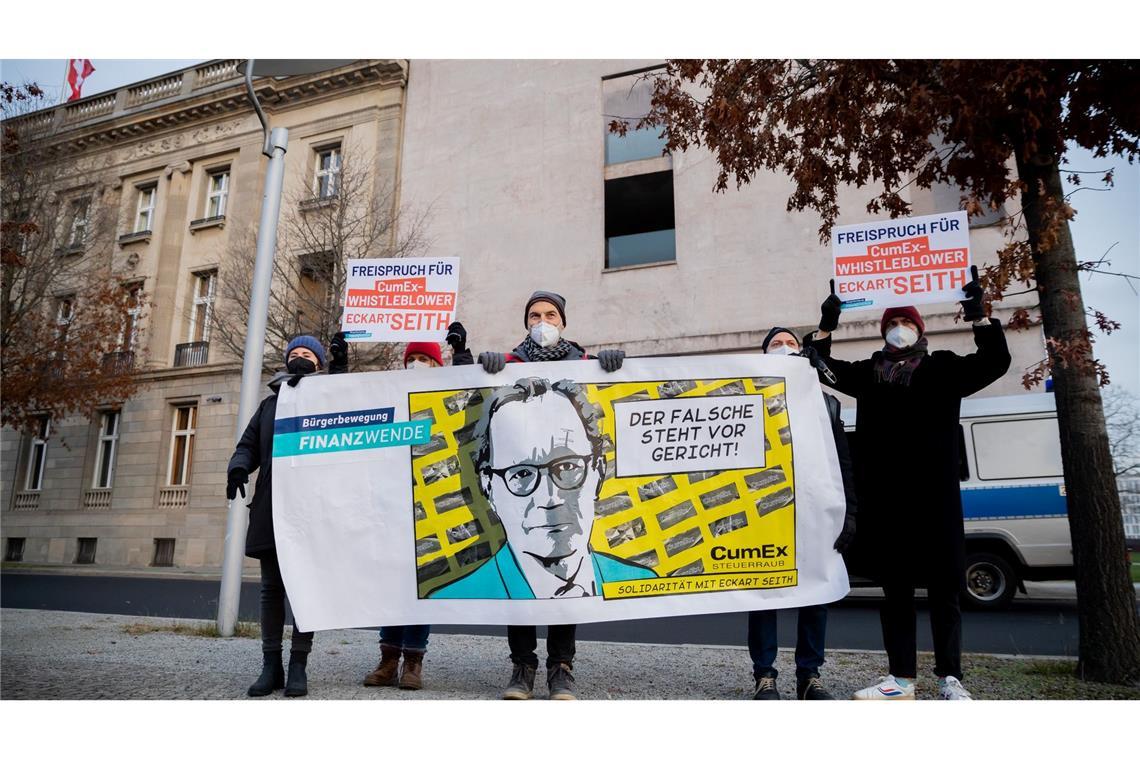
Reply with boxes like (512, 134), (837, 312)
(832, 210), (971, 311)
(272, 355), (850, 631)
(340, 257), (460, 342)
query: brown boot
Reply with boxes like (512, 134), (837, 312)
(363, 643), (401, 687)
(399, 649), (424, 690)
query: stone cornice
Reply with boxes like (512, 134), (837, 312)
(15, 60), (407, 156)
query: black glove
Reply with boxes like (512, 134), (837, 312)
(834, 514), (856, 553)
(446, 321), (467, 352)
(328, 331), (349, 375)
(598, 349), (625, 372)
(797, 345), (837, 385)
(478, 351), (507, 374)
(286, 372), (305, 387)
(819, 279), (842, 333)
(226, 468), (248, 501)
(960, 265), (986, 322)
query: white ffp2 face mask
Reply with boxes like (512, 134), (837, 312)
(885, 325), (919, 349)
(766, 344), (798, 356)
(406, 359), (433, 370)
(530, 321), (561, 348)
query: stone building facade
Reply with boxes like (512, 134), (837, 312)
(2, 60), (408, 571)
(1, 59), (1045, 572)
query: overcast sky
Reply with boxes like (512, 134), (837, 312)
(3, 58), (1137, 397)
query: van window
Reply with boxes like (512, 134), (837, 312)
(971, 417), (1064, 481)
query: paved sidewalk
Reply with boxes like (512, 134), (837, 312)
(3, 608), (1137, 700)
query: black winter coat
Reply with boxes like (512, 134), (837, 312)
(228, 372), (289, 559)
(814, 319), (1010, 587)
(823, 393), (859, 526)
(229, 350), (467, 560)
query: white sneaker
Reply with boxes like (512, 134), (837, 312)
(853, 674), (916, 700)
(938, 676), (973, 700)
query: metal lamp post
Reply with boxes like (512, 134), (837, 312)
(217, 59), (354, 637)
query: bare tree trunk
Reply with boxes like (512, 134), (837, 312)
(1016, 152), (1140, 685)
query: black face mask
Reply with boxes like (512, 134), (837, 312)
(286, 357), (317, 375)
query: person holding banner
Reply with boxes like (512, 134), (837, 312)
(746, 327), (858, 700)
(362, 322), (471, 691)
(809, 271), (1010, 700)
(476, 290), (626, 701)
(227, 332), (349, 698)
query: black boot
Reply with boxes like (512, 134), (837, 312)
(247, 651), (284, 697)
(284, 651), (309, 697)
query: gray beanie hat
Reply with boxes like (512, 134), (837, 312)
(524, 290), (567, 327)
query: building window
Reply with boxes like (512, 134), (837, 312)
(603, 70), (676, 269)
(604, 170), (676, 269)
(75, 537), (97, 565)
(603, 72), (667, 165)
(55, 296), (75, 344)
(152, 538), (176, 567)
(120, 284), (142, 352)
(188, 270), (216, 343)
(24, 416), (50, 491)
(66, 197), (90, 248)
(5, 538), (25, 562)
(168, 404), (197, 486)
(205, 169), (229, 218)
(314, 145), (341, 199)
(134, 184), (157, 233)
(92, 410), (120, 489)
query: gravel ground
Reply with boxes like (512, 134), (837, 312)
(2, 608), (1137, 700)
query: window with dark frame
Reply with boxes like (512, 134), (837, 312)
(75, 537), (97, 564)
(168, 404), (197, 486)
(24, 416), (51, 491)
(5, 538), (26, 562)
(188, 270), (216, 343)
(152, 538), (175, 567)
(314, 145), (342, 199)
(604, 170), (676, 269)
(205, 169), (229, 218)
(66, 197), (90, 249)
(134, 184), (157, 233)
(602, 70), (676, 270)
(93, 410), (120, 490)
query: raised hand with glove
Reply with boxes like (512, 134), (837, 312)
(328, 331), (349, 375)
(818, 279), (842, 337)
(960, 265), (987, 323)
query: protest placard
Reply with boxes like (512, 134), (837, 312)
(832, 210), (971, 311)
(340, 257), (460, 342)
(272, 355), (850, 630)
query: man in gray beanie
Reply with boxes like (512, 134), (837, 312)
(476, 290), (625, 700)
(478, 290), (624, 371)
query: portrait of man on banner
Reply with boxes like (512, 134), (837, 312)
(429, 377), (656, 599)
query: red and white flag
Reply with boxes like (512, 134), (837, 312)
(65, 59), (95, 101)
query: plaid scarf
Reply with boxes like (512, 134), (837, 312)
(874, 337), (929, 386)
(514, 335), (574, 362)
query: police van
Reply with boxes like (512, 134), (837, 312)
(840, 392), (1072, 610)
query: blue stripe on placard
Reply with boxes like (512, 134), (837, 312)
(273, 420), (430, 457)
(274, 407), (394, 435)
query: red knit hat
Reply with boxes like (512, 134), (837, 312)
(880, 306), (925, 338)
(404, 341), (443, 367)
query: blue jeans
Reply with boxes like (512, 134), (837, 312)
(379, 625), (430, 652)
(747, 605), (827, 680)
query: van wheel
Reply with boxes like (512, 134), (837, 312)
(963, 553), (1018, 610)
